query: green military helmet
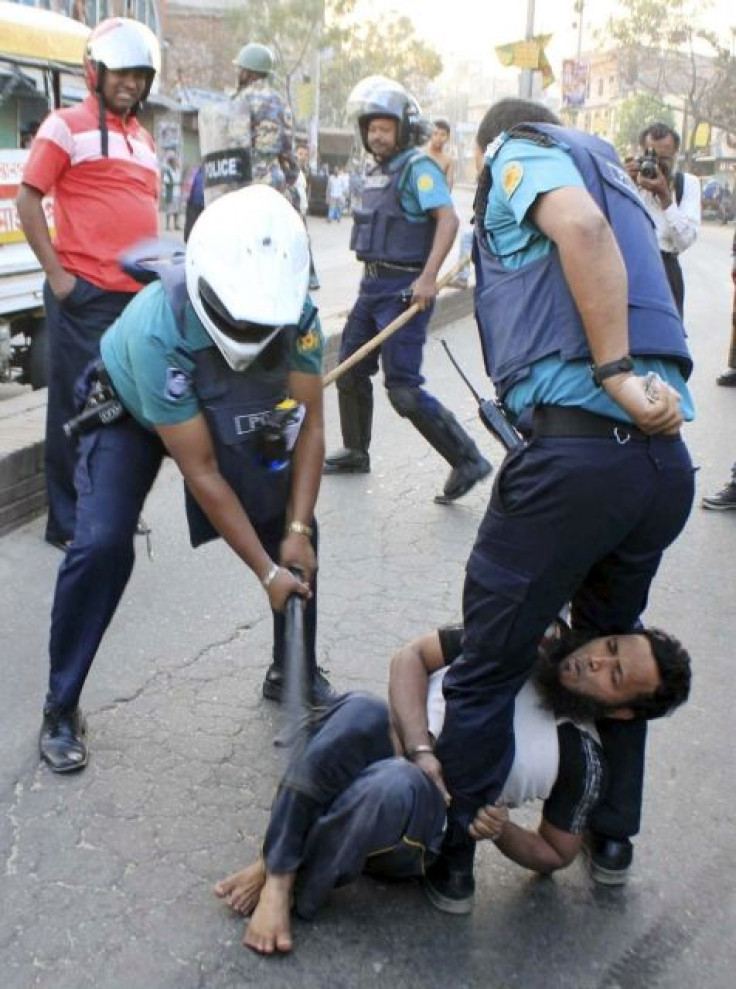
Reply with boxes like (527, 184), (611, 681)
(233, 42), (275, 75)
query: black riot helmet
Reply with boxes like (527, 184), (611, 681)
(347, 76), (431, 153)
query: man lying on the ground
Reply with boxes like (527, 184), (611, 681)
(214, 622), (691, 954)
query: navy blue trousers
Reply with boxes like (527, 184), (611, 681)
(43, 278), (135, 545)
(337, 272), (440, 413)
(263, 693), (447, 919)
(435, 432), (695, 842)
(47, 415), (318, 711)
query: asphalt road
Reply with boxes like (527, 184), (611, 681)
(0, 220), (735, 988)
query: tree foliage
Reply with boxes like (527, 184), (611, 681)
(605, 0), (736, 152)
(224, 1), (443, 129)
(320, 13), (443, 126)
(614, 93), (675, 157)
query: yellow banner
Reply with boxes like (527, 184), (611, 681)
(296, 82), (314, 120)
(495, 35), (555, 88)
(693, 122), (711, 149)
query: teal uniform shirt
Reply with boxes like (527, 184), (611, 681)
(482, 137), (695, 422)
(100, 281), (324, 431)
(396, 149), (453, 220)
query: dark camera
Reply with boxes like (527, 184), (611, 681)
(63, 380), (127, 439)
(637, 148), (658, 180)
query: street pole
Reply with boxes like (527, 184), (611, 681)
(309, 18), (322, 172)
(520, 0), (536, 99)
(576, 0), (585, 60)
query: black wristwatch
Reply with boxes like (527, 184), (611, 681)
(591, 355), (634, 387)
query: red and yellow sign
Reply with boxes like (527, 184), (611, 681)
(0, 151), (54, 245)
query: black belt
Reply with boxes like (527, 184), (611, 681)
(532, 405), (679, 443)
(363, 261), (422, 279)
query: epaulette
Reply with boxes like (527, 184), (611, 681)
(506, 124), (556, 147)
(297, 301), (319, 335)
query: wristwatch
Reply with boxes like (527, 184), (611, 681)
(591, 355), (634, 387)
(287, 520), (313, 538)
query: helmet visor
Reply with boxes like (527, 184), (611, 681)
(346, 75), (411, 124)
(198, 279), (283, 343)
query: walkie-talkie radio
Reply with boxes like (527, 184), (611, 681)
(440, 339), (523, 453)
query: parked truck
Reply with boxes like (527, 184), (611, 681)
(0, 147), (50, 388)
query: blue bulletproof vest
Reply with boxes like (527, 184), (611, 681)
(161, 261), (303, 547)
(349, 150), (437, 265)
(473, 124), (693, 399)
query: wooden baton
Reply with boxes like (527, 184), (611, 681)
(322, 254), (471, 388)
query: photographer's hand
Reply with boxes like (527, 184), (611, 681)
(623, 156), (639, 183)
(638, 166), (672, 209)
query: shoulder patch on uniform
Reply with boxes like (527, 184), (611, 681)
(485, 132), (506, 161)
(165, 367), (193, 400)
(417, 172), (435, 193)
(501, 161), (524, 199)
(605, 159), (637, 192)
(296, 328), (320, 354)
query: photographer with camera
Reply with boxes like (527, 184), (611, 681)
(624, 122), (700, 316)
(38, 186), (331, 774)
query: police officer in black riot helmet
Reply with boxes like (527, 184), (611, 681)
(323, 76), (491, 504)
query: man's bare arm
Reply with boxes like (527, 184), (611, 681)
(156, 414), (308, 611)
(389, 631), (450, 804)
(16, 184), (75, 300)
(411, 204), (459, 308)
(470, 804), (581, 873)
(279, 369), (324, 585)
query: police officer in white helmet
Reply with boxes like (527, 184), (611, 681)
(39, 186), (330, 774)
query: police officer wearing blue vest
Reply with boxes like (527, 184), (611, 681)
(39, 186), (330, 773)
(425, 99), (695, 910)
(323, 76), (491, 503)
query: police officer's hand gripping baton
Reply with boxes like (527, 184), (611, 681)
(322, 255), (470, 388)
(274, 567), (310, 749)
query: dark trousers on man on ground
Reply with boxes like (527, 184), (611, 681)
(263, 693), (446, 919)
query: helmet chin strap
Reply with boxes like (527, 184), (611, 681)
(97, 87), (109, 158)
(95, 67), (145, 157)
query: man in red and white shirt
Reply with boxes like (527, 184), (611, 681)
(16, 18), (160, 549)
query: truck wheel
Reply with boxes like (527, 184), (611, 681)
(29, 319), (49, 390)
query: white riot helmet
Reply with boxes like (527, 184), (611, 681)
(84, 18), (160, 105)
(185, 186), (310, 372)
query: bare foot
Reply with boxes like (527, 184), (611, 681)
(214, 860), (266, 915)
(244, 872), (295, 955)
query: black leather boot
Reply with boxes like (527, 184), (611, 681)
(323, 448), (370, 473)
(262, 663), (334, 705)
(324, 375), (373, 474)
(584, 833), (633, 885)
(40, 707), (88, 773)
(388, 393), (492, 502)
